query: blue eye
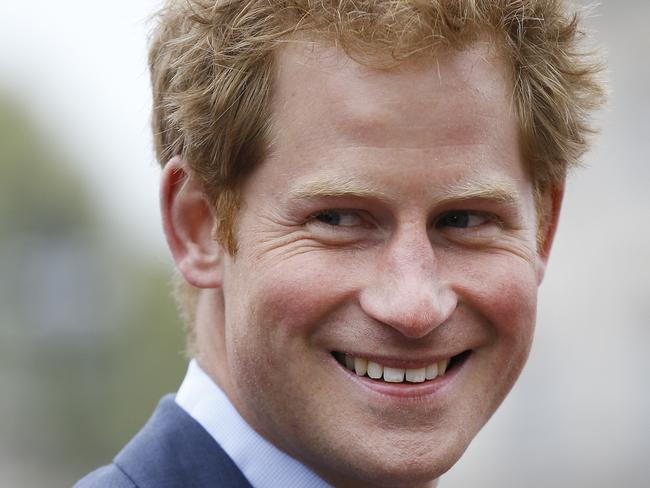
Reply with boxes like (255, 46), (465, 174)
(313, 210), (363, 227)
(436, 211), (488, 229)
(315, 211), (341, 226)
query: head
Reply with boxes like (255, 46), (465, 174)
(152, 1), (604, 486)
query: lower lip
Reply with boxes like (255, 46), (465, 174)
(332, 355), (467, 401)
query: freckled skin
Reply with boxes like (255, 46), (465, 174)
(196, 42), (555, 488)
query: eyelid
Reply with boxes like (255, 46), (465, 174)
(472, 211), (503, 226)
(307, 208), (380, 230)
(308, 209), (355, 222)
(434, 210), (504, 229)
(322, 210), (361, 226)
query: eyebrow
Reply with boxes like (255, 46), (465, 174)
(438, 178), (520, 206)
(288, 176), (389, 200)
(287, 174), (520, 206)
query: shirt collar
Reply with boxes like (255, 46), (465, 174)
(175, 360), (333, 488)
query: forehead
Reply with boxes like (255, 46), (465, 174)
(252, 40), (527, 206)
(269, 40), (516, 151)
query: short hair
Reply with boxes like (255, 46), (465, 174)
(148, 0), (605, 355)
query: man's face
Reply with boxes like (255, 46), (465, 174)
(216, 43), (546, 487)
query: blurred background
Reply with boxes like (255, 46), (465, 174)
(0, 1), (647, 487)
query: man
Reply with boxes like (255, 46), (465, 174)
(77, 1), (604, 487)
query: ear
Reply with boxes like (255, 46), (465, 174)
(160, 156), (222, 288)
(535, 184), (565, 285)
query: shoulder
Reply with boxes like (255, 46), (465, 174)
(73, 463), (136, 488)
(74, 395), (252, 488)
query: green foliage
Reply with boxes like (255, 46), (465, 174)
(0, 95), (186, 487)
(0, 98), (93, 235)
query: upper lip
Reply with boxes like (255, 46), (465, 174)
(333, 350), (468, 369)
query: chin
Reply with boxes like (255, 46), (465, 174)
(309, 429), (471, 488)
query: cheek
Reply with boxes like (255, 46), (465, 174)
(221, 254), (355, 444)
(487, 266), (537, 333)
(454, 253), (539, 359)
(458, 251), (538, 321)
(486, 275), (537, 384)
(451, 255), (540, 419)
(226, 253), (354, 348)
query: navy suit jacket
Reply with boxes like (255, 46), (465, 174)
(74, 395), (253, 487)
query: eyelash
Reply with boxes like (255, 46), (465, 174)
(308, 209), (502, 230)
(434, 210), (502, 229)
(311, 210), (364, 227)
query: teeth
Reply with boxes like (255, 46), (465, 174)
(340, 353), (456, 383)
(345, 354), (355, 370)
(425, 363), (439, 380)
(383, 367), (405, 383)
(438, 358), (449, 376)
(354, 357), (368, 376)
(367, 361), (383, 379)
(405, 367), (426, 383)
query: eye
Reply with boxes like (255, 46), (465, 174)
(435, 210), (492, 229)
(312, 210), (363, 227)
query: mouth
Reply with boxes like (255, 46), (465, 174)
(332, 350), (471, 384)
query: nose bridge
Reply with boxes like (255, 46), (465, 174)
(360, 226), (456, 338)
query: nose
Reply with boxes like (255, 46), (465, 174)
(359, 228), (457, 339)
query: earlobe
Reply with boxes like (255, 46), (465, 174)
(536, 184), (565, 284)
(160, 156), (223, 288)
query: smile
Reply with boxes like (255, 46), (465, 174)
(333, 351), (471, 384)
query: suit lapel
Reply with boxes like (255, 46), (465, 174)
(115, 395), (253, 488)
